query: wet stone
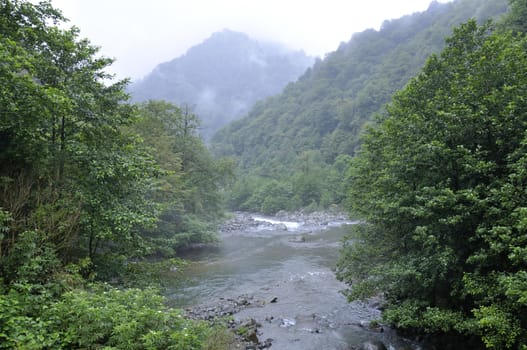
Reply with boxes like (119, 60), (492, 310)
(358, 340), (388, 350)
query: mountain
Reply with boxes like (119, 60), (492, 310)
(212, 0), (508, 173)
(210, 0), (509, 213)
(129, 29), (314, 139)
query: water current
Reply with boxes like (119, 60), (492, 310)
(167, 214), (424, 350)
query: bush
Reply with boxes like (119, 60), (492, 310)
(47, 285), (209, 350)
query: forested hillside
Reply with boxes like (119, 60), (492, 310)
(337, 5), (527, 348)
(129, 30), (313, 139)
(212, 0), (508, 214)
(4, 0), (527, 348)
(0, 1), (233, 347)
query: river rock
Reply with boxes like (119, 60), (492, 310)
(275, 223), (288, 230)
(184, 294), (265, 320)
(260, 338), (273, 349)
(358, 320), (384, 333)
(256, 221), (288, 231)
(367, 294), (386, 310)
(358, 340), (387, 350)
(289, 235), (306, 242)
(246, 329), (259, 344)
(279, 318), (296, 327)
(220, 212), (259, 233)
(234, 318), (273, 349)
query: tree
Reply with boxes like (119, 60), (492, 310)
(131, 101), (234, 254)
(0, 2), (227, 348)
(211, 0), (508, 214)
(0, 0), (158, 277)
(337, 20), (527, 348)
(502, 0), (527, 34)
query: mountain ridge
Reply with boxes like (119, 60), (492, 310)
(212, 0), (509, 171)
(210, 0), (509, 213)
(129, 29), (314, 139)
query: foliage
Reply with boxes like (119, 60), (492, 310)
(0, 0), (160, 274)
(0, 2), (233, 349)
(211, 0), (508, 213)
(201, 326), (237, 350)
(131, 100), (235, 254)
(48, 286), (209, 350)
(337, 20), (527, 348)
(0, 282), (211, 350)
(502, 0), (527, 33)
(225, 153), (351, 214)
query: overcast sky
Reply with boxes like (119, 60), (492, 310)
(49, 0), (452, 81)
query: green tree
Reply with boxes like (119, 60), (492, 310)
(212, 0), (508, 214)
(503, 0), (527, 33)
(337, 20), (527, 348)
(0, 2), (230, 349)
(132, 100), (234, 254)
(0, 0), (159, 277)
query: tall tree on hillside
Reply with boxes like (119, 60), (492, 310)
(131, 101), (235, 254)
(0, 0), (158, 277)
(503, 0), (527, 33)
(212, 0), (508, 214)
(337, 20), (527, 348)
(0, 2), (228, 348)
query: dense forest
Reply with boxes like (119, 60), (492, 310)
(337, 7), (527, 349)
(129, 30), (313, 140)
(212, 0), (509, 214)
(3, 0), (527, 349)
(0, 1), (234, 348)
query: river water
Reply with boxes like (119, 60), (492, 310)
(167, 214), (423, 350)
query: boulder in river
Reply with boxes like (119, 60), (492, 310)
(289, 235), (306, 242)
(358, 340), (387, 350)
(358, 320), (384, 333)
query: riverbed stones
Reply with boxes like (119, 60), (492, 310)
(220, 209), (353, 236)
(358, 340), (388, 350)
(184, 295), (273, 349)
(289, 235), (306, 242)
(220, 212), (259, 232)
(183, 210), (409, 350)
(184, 294), (265, 320)
(358, 320), (384, 333)
(275, 208), (349, 226)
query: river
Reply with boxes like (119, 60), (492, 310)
(167, 213), (423, 350)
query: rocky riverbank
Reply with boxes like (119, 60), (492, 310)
(184, 294), (394, 350)
(174, 210), (421, 350)
(220, 208), (355, 234)
(184, 294), (273, 349)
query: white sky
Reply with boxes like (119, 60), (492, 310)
(49, 0), (453, 81)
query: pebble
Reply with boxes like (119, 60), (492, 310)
(184, 294), (273, 349)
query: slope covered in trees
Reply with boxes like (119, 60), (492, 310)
(0, 1), (232, 347)
(211, 0), (508, 214)
(337, 13), (527, 349)
(129, 30), (313, 140)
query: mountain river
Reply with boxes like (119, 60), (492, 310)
(167, 213), (425, 350)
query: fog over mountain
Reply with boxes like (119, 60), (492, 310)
(212, 0), (508, 172)
(129, 29), (314, 139)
